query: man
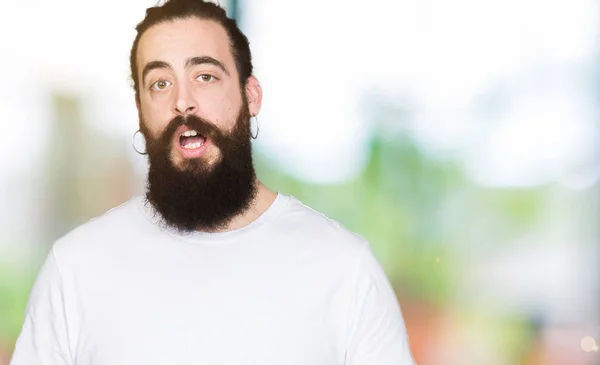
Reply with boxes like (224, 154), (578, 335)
(10, 0), (416, 364)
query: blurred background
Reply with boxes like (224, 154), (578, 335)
(1, 0), (599, 364)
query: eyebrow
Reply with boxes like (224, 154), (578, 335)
(141, 56), (230, 86)
(141, 60), (171, 86)
(186, 56), (230, 77)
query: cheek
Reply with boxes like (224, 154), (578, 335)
(141, 103), (170, 136)
(196, 99), (235, 130)
(214, 94), (241, 129)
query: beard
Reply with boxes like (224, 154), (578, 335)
(139, 100), (258, 234)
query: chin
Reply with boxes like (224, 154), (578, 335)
(172, 147), (221, 165)
(175, 156), (222, 174)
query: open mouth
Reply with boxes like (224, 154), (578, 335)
(179, 129), (207, 149)
(173, 126), (211, 159)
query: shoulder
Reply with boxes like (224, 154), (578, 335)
(276, 194), (371, 261)
(51, 195), (147, 263)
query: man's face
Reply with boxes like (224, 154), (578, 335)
(135, 17), (261, 233)
(136, 17), (248, 167)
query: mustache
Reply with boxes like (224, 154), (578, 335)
(159, 114), (226, 147)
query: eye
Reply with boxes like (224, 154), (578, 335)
(150, 80), (172, 91)
(197, 74), (216, 83)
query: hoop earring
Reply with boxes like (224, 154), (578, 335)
(132, 129), (147, 155)
(250, 115), (260, 139)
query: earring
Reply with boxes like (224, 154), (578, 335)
(250, 115), (260, 139)
(132, 129), (147, 155)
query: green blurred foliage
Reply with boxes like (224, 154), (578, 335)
(0, 259), (37, 349)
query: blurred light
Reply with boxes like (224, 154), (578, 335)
(558, 165), (600, 190)
(581, 336), (598, 352)
(464, 89), (599, 188)
(244, 0), (600, 186)
(244, 0), (372, 184)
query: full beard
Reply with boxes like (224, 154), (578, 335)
(139, 102), (258, 234)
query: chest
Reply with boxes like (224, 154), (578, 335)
(74, 256), (349, 365)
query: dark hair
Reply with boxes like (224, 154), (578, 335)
(129, 0), (253, 104)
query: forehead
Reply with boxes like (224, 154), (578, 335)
(137, 17), (235, 74)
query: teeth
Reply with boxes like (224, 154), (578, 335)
(182, 130), (199, 137)
(183, 142), (203, 149)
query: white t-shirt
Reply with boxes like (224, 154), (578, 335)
(11, 193), (416, 365)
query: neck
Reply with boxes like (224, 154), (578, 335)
(207, 180), (278, 233)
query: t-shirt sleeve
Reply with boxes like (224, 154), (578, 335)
(344, 242), (416, 365)
(10, 249), (73, 365)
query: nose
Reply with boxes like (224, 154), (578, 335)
(174, 84), (197, 115)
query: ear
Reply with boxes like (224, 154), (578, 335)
(135, 96), (143, 126)
(135, 94), (141, 113)
(245, 75), (262, 117)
